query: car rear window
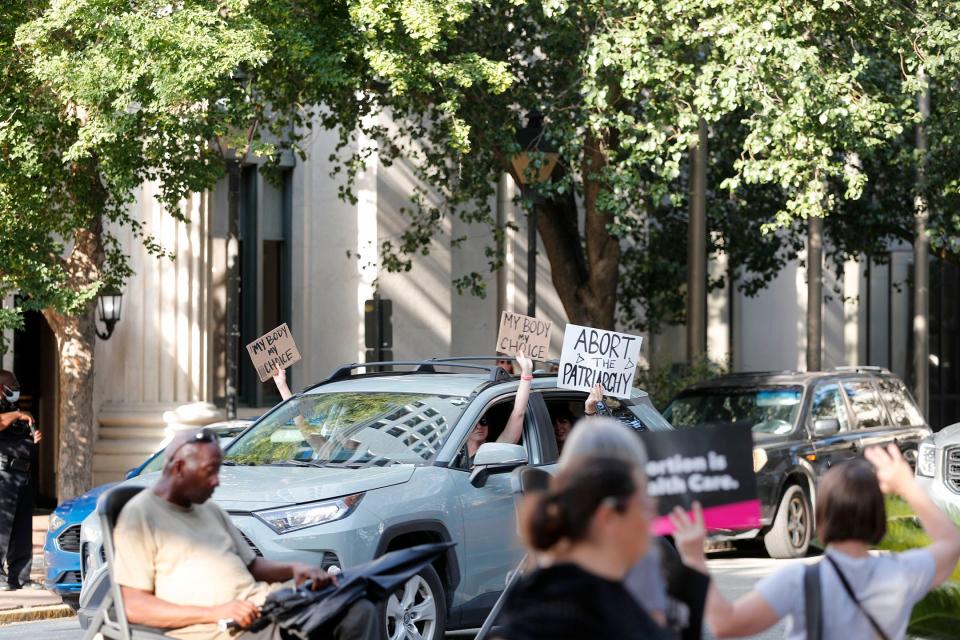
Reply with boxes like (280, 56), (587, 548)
(877, 378), (924, 427)
(842, 381), (887, 429)
(663, 386), (803, 435)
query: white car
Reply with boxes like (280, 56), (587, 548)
(916, 422), (960, 518)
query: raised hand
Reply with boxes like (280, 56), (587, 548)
(864, 444), (915, 496)
(515, 352), (534, 377)
(668, 502), (708, 572)
(586, 384), (604, 414)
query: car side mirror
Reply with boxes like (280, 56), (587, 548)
(469, 443), (528, 488)
(813, 418), (840, 437)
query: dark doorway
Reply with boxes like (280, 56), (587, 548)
(13, 310), (59, 508)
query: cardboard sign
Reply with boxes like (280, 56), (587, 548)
(496, 312), (552, 360)
(246, 323), (302, 382)
(557, 324), (643, 399)
(638, 424), (761, 534)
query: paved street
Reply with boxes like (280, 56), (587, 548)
(0, 555), (797, 640)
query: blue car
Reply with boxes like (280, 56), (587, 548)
(42, 421), (251, 606)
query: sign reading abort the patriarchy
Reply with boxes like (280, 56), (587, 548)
(638, 423), (761, 534)
(246, 323), (302, 382)
(496, 312), (552, 360)
(557, 324), (643, 399)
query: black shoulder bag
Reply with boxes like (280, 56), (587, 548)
(805, 556), (891, 640)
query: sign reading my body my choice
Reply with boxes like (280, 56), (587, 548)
(246, 323), (302, 382)
(557, 324), (643, 399)
(496, 312), (552, 360)
(639, 423), (761, 534)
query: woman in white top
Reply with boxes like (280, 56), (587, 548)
(670, 444), (960, 640)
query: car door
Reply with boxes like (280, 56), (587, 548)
(451, 393), (546, 624)
(807, 382), (857, 473)
(841, 378), (891, 455)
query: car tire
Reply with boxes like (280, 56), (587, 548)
(380, 563), (446, 640)
(62, 594), (80, 612)
(763, 485), (811, 559)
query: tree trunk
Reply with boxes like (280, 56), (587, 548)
(42, 215), (105, 500)
(43, 306), (98, 501)
(532, 137), (620, 330)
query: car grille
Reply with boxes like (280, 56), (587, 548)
(321, 552), (340, 571)
(946, 447), (960, 494)
(56, 525), (82, 553)
(238, 530), (263, 557)
(58, 570), (81, 585)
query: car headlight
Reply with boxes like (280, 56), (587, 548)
(752, 448), (768, 473)
(917, 442), (936, 477)
(48, 513), (66, 533)
(254, 493), (364, 534)
(81, 519), (103, 545)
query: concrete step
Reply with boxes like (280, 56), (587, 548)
(94, 437), (163, 456)
(97, 424), (166, 441)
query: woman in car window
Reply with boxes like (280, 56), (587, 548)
(671, 445), (960, 640)
(493, 455), (670, 640)
(466, 353), (533, 465)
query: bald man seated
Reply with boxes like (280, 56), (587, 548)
(112, 428), (382, 640)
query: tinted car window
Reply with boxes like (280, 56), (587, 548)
(663, 386), (802, 435)
(809, 384), (850, 431)
(841, 381), (886, 429)
(877, 378), (924, 427)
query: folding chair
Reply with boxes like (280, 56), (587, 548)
(474, 465), (551, 640)
(83, 485), (168, 640)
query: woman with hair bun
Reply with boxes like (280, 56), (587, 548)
(493, 456), (670, 640)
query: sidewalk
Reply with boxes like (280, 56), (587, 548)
(0, 589), (74, 625)
(0, 514), (76, 624)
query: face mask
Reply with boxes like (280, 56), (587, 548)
(3, 388), (19, 404)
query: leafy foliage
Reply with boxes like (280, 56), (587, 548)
(877, 496), (960, 638)
(634, 355), (726, 411)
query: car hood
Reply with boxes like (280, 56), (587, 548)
(929, 422), (960, 447)
(55, 482), (118, 524)
(210, 464), (417, 511)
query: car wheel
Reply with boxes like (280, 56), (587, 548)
(381, 564), (446, 640)
(62, 594), (80, 611)
(763, 485), (811, 559)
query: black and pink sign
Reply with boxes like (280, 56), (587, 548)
(638, 424), (761, 534)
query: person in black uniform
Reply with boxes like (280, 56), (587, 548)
(0, 370), (42, 590)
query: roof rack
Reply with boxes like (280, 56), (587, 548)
(309, 357), (515, 390)
(832, 365), (891, 374)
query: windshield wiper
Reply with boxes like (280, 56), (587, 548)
(265, 459), (325, 468)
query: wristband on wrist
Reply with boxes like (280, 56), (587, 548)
(520, 374), (533, 381)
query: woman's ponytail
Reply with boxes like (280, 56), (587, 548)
(520, 456), (636, 551)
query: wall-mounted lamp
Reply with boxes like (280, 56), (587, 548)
(95, 288), (123, 340)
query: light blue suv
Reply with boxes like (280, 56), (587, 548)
(78, 359), (672, 639)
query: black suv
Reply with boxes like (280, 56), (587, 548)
(663, 367), (930, 558)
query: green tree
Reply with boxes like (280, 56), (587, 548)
(9, 0), (960, 495)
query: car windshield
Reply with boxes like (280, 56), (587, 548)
(663, 386), (803, 435)
(223, 391), (469, 466)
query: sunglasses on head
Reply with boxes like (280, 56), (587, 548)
(167, 427), (218, 461)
